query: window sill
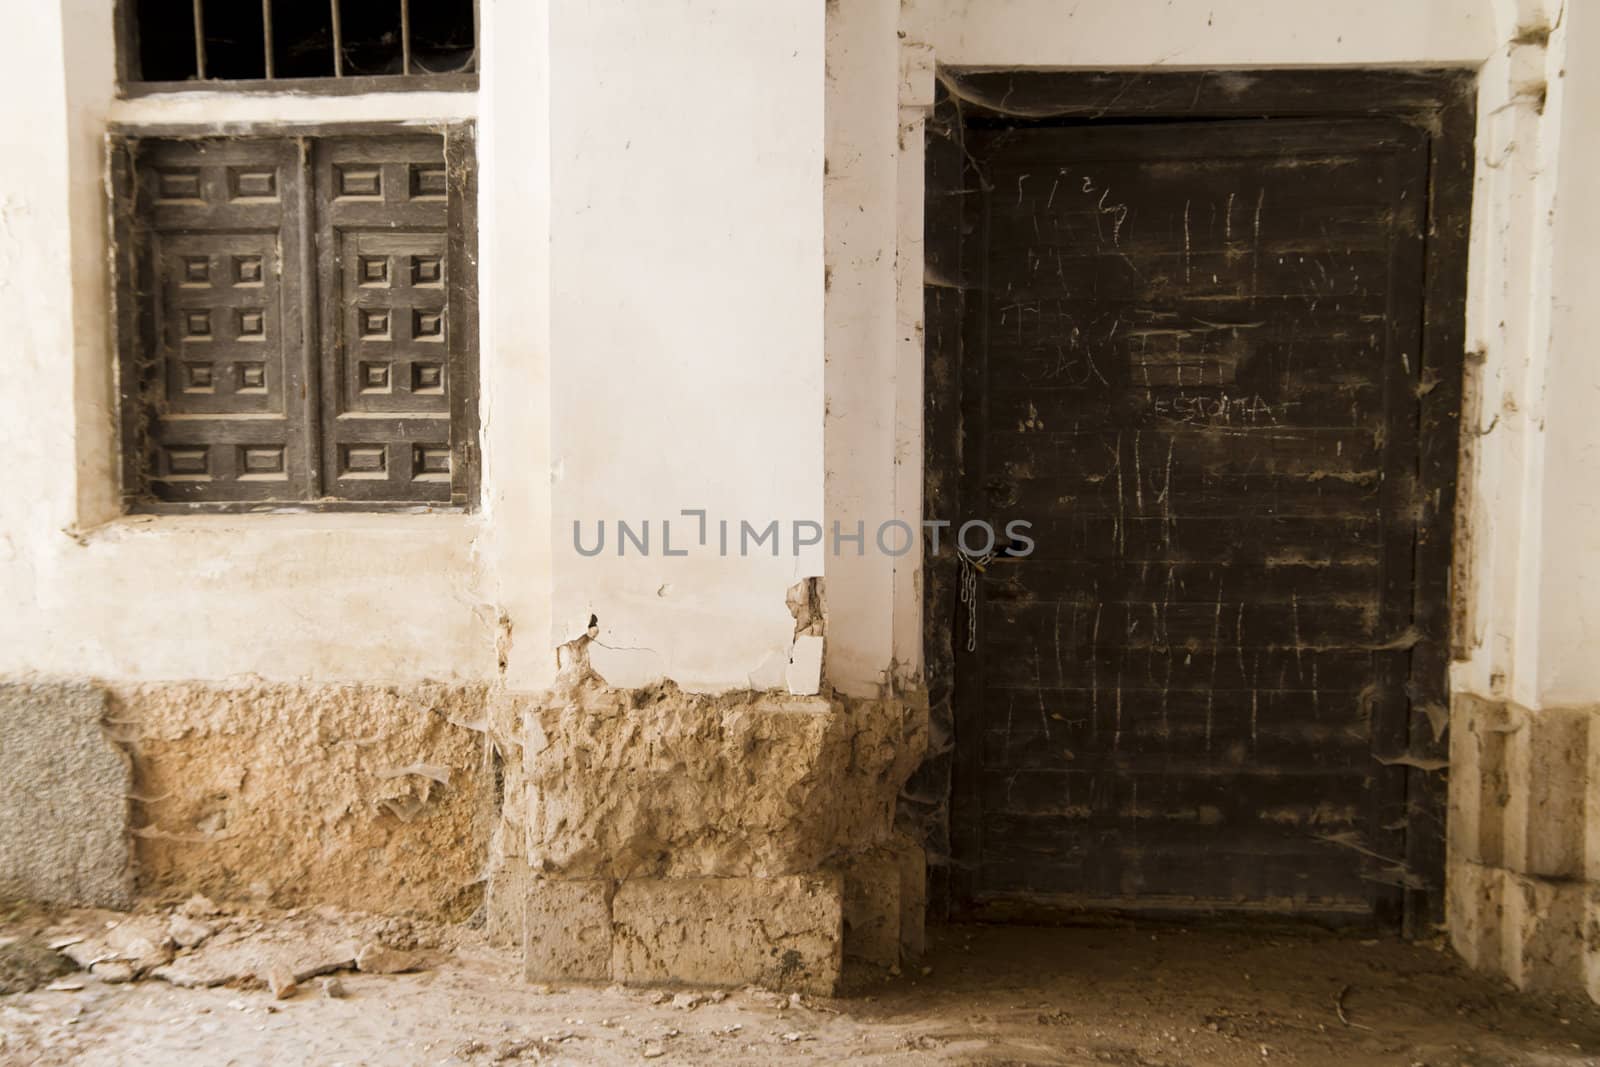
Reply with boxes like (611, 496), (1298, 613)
(74, 508), (479, 546)
(119, 74), (477, 99)
(107, 89), (477, 131)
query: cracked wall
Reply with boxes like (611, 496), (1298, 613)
(2, 666), (927, 999)
(483, 661), (927, 992)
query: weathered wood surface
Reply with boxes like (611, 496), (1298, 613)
(957, 115), (1437, 920)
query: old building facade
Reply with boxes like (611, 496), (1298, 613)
(2, 0), (1598, 1001)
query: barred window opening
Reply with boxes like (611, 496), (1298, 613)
(122, 0), (477, 91)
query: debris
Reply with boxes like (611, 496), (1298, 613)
(266, 965), (297, 1000)
(149, 918), (357, 989)
(371, 916), (433, 951)
(355, 941), (421, 975)
(648, 990), (671, 1004)
(781, 1031), (814, 1043)
(319, 977), (347, 999)
(168, 915), (215, 949)
(178, 895), (222, 920)
(641, 1043), (666, 1058)
(64, 915), (177, 976)
(112, 936), (174, 973)
(375, 763), (452, 786)
(0, 938), (76, 994)
(491, 1037), (553, 1061)
(1335, 985), (1374, 1031)
(44, 980), (85, 992)
(671, 991), (704, 1010)
(90, 960), (136, 984)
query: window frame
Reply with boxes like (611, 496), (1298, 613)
(110, 120), (481, 515)
(113, 1), (479, 97)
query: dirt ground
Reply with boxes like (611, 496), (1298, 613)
(3, 906), (1599, 1066)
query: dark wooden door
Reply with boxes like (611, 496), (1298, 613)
(956, 117), (1432, 922)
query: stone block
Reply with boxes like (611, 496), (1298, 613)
(484, 853), (528, 949)
(0, 681), (132, 908)
(1505, 706), (1589, 879)
(611, 874), (842, 995)
(1446, 857), (1503, 975)
(894, 833), (927, 959)
(840, 850), (901, 967)
(524, 879), (614, 983)
(516, 683), (916, 881)
(1588, 719), (1600, 883)
(1448, 693), (1509, 867)
(1583, 885), (1600, 1006)
(1500, 869), (1586, 994)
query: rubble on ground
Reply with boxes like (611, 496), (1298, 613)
(1, 896), (451, 1001)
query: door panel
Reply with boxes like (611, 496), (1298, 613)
(958, 118), (1430, 921)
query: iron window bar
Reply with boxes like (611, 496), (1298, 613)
(123, 0), (477, 93)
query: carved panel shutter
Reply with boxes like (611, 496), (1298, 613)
(314, 135), (460, 504)
(122, 138), (312, 503)
(116, 128), (478, 511)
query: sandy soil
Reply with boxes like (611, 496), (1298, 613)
(3, 911), (1598, 1066)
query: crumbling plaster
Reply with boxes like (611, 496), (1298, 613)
(485, 660), (928, 989)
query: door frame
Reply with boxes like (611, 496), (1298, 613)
(920, 68), (1476, 935)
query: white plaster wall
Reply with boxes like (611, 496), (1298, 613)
(548, 0), (825, 692)
(1, 0), (827, 695)
(477, 0), (556, 691)
(898, 0), (1494, 68)
(0, 0), (845, 693)
(825, 0), (901, 696)
(1533, 0), (1600, 705)
(0, 3), (500, 686)
(1449, 0), (1577, 710)
(6, 0), (1596, 708)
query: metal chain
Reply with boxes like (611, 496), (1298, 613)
(957, 550), (994, 653)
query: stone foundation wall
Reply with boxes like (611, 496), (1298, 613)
(485, 673), (928, 992)
(1447, 693), (1600, 1003)
(109, 681), (496, 919)
(2, 673), (930, 992)
(0, 678), (496, 919)
(0, 681), (133, 908)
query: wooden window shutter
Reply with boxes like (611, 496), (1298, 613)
(114, 126), (479, 512)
